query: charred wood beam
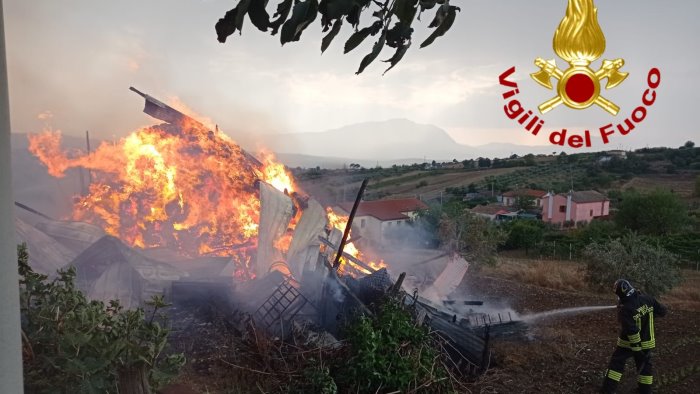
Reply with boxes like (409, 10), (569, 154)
(389, 272), (406, 296)
(333, 179), (368, 270)
(442, 300), (484, 306)
(318, 236), (376, 274)
(322, 259), (373, 317)
(13, 201), (53, 221)
(414, 252), (449, 265)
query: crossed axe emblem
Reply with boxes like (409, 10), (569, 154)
(531, 58), (628, 115)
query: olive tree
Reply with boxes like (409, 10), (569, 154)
(582, 233), (681, 297)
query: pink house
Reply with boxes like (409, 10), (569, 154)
(542, 190), (610, 226)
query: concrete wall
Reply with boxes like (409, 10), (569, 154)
(571, 200), (610, 223)
(543, 194), (569, 224)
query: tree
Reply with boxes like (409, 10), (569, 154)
(514, 195), (536, 210)
(683, 140), (695, 149)
(477, 157), (491, 168)
(505, 219), (544, 255)
(438, 211), (506, 266)
(215, 0), (461, 74)
(582, 233), (681, 296)
(523, 153), (536, 166)
(614, 189), (688, 235)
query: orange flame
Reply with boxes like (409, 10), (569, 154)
(28, 118), (293, 266)
(325, 208), (387, 275)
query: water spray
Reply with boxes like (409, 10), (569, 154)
(520, 305), (616, 323)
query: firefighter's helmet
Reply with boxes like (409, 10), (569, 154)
(613, 279), (635, 298)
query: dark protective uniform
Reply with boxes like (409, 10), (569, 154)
(601, 291), (667, 393)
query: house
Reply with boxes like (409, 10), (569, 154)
(598, 150), (627, 163)
(470, 204), (515, 221)
(500, 189), (548, 208)
(335, 198), (428, 244)
(542, 190), (610, 226)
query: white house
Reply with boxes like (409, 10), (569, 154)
(335, 198), (428, 245)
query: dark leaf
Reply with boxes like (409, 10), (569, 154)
(280, 0), (320, 45)
(215, 7), (240, 43)
(321, 18), (344, 53)
(392, 0), (419, 24)
(420, 0), (437, 11)
(344, 19), (383, 53)
(347, 4), (362, 27)
(248, 0), (271, 32)
(235, 0), (253, 31)
(428, 3), (449, 28)
(356, 29), (387, 74)
(324, 0), (355, 20)
(386, 21), (413, 48)
(270, 0), (293, 34)
(418, 0), (437, 20)
(420, 5), (458, 48)
(383, 40), (411, 75)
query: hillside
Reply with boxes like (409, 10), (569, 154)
(296, 145), (700, 205)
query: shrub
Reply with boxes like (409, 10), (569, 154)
(582, 234), (681, 296)
(615, 189), (688, 235)
(336, 299), (448, 393)
(18, 244), (184, 393)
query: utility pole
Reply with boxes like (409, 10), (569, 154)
(0, 1), (25, 391)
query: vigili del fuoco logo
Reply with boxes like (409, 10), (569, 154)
(498, 0), (660, 149)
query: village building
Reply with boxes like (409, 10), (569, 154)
(500, 189), (548, 208)
(542, 190), (610, 226)
(335, 198), (428, 244)
(470, 203), (515, 221)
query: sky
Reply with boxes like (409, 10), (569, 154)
(5, 0), (699, 151)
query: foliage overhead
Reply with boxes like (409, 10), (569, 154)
(215, 0), (461, 74)
(18, 244), (184, 393)
(582, 233), (681, 297)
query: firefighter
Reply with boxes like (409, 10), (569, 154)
(601, 279), (667, 394)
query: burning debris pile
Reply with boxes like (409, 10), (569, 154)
(19, 88), (526, 384)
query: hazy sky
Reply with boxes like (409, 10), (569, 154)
(5, 0), (699, 150)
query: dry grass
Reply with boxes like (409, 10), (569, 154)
(482, 258), (585, 292)
(662, 270), (700, 311)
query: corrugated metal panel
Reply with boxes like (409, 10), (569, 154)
(256, 182), (294, 277)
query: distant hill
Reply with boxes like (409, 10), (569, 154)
(259, 119), (468, 161)
(256, 119), (561, 163)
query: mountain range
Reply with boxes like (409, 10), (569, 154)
(250, 119), (560, 167)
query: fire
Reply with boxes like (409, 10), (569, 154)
(261, 152), (294, 194)
(325, 208), (387, 275)
(28, 117), (294, 266)
(27, 96), (386, 281)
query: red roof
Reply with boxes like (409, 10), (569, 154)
(501, 189), (547, 198)
(338, 198), (428, 221)
(471, 204), (513, 215)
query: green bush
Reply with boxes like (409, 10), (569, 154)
(335, 299), (448, 393)
(18, 244), (185, 393)
(582, 234), (681, 296)
(614, 189), (688, 236)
